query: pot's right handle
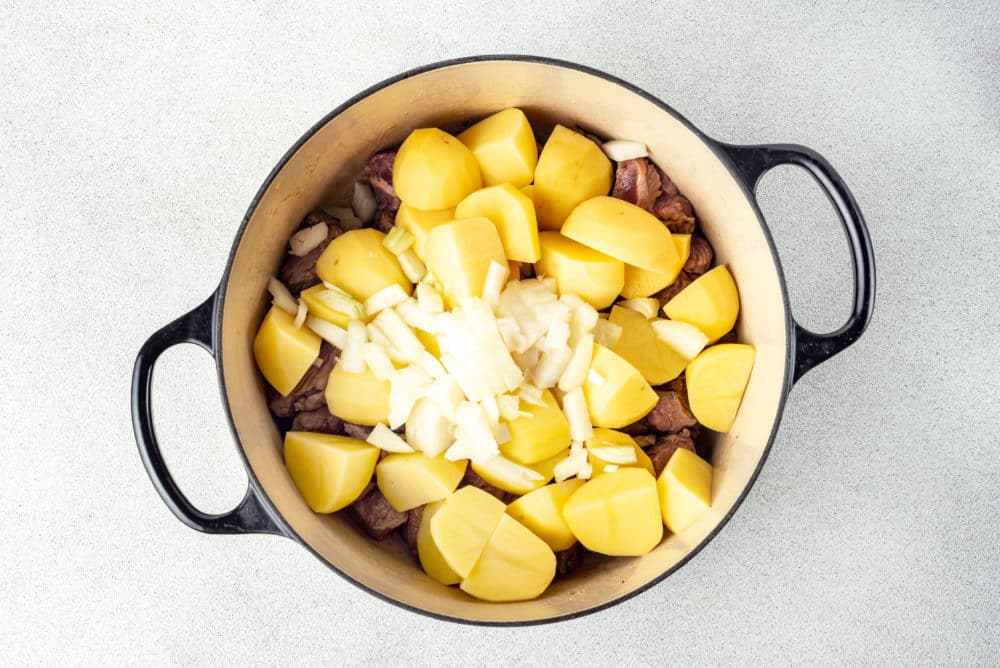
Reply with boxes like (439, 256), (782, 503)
(719, 143), (876, 382)
(131, 293), (284, 536)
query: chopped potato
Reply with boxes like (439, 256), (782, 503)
(316, 228), (411, 302)
(283, 432), (379, 513)
(253, 306), (321, 396)
(393, 128), (482, 209)
(395, 204), (455, 260)
(663, 265), (740, 342)
(375, 453), (467, 511)
(536, 232), (624, 310)
(563, 467), (663, 556)
(583, 344), (658, 428)
(458, 108), (538, 188)
(325, 361), (390, 426)
(657, 447), (713, 533)
(455, 184), (540, 263)
(424, 217), (507, 306)
(621, 234), (691, 298)
(609, 305), (687, 385)
(684, 343), (755, 432)
(499, 389), (571, 465)
(460, 514), (556, 602)
(429, 486), (507, 578)
(506, 478), (585, 551)
(533, 125), (612, 230)
(562, 196), (680, 273)
(586, 428), (655, 478)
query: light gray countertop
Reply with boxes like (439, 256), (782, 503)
(2, 2), (997, 665)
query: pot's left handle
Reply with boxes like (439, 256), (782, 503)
(131, 293), (284, 536)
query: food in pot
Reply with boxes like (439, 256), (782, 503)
(252, 109), (756, 601)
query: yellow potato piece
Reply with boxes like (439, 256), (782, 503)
(253, 306), (321, 396)
(395, 204), (454, 260)
(283, 432), (379, 513)
(520, 184), (534, 201)
(506, 479), (585, 551)
(533, 125), (612, 230)
(583, 344), (658, 428)
(563, 467), (663, 556)
(461, 514), (557, 602)
(429, 486), (507, 578)
(424, 217), (507, 306)
(500, 389), (571, 465)
(621, 234), (692, 299)
(394, 128), (482, 210)
(316, 228), (411, 302)
(685, 343), (756, 432)
(507, 260), (522, 283)
(657, 447), (713, 533)
(417, 500), (461, 585)
(471, 447), (566, 496)
(455, 184), (540, 262)
(562, 196), (680, 273)
(585, 428), (655, 478)
(609, 305), (687, 385)
(325, 361), (390, 426)
(458, 108), (538, 188)
(663, 265), (740, 342)
(375, 453), (467, 512)
(299, 285), (357, 328)
(536, 232), (625, 310)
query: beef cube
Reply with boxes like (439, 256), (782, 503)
(646, 433), (696, 477)
(555, 544), (582, 579)
(611, 158), (661, 212)
(291, 407), (344, 434)
(460, 469), (515, 504)
(400, 506), (423, 559)
(364, 151), (400, 233)
(342, 422), (373, 440)
(647, 390), (698, 433)
(350, 486), (407, 540)
(684, 235), (714, 275)
(655, 272), (693, 307)
(268, 342), (338, 417)
(653, 193), (696, 233)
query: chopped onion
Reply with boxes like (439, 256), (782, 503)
(405, 398), (453, 457)
(496, 316), (528, 354)
(531, 346), (573, 389)
(338, 214), (364, 230)
(554, 449), (592, 482)
(543, 319), (570, 352)
(481, 260), (509, 309)
(561, 387), (593, 442)
(362, 341), (395, 381)
(437, 298), (523, 401)
(480, 394), (500, 427)
(288, 222), (329, 256)
(293, 299), (308, 329)
(569, 301), (599, 346)
(366, 423), (415, 453)
(650, 318), (710, 360)
(413, 351), (446, 379)
(352, 181), (377, 223)
(366, 324), (408, 363)
(364, 284), (408, 316)
(372, 308), (424, 362)
(383, 226), (415, 255)
(305, 316), (348, 349)
(388, 365), (433, 428)
(397, 249), (427, 283)
(395, 299), (440, 334)
(518, 384), (546, 407)
(512, 345), (541, 375)
(601, 139), (648, 162)
(416, 282), (444, 314)
(449, 401), (499, 464)
(603, 464), (620, 473)
(587, 368), (605, 386)
(340, 320), (367, 373)
(497, 394), (520, 421)
(427, 375), (465, 422)
(587, 445), (637, 464)
(323, 206), (356, 220)
(558, 334), (594, 392)
(267, 277), (299, 315)
(476, 454), (544, 488)
(593, 319), (623, 348)
(570, 440), (584, 454)
(494, 422), (512, 445)
(618, 297), (659, 319)
(559, 293), (585, 310)
(315, 286), (366, 320)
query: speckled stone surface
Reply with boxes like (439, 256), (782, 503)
(2, 2), (998, 665)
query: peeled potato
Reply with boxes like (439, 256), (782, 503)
(536, 232), (624, 310)
(663, 265), (740, 342)
(506, 478), (585, 551)
(533, 125), (612, 230)
(253, 306), (321, 396)
(375, 453), (467, 512)
(429, 486), (507, 578)
(583, 344), (658, 428)
(499, 389), (571, 465)
(684, 343), (756, 432)
(417, 500), (461, 585)
(621, 234), (691, 299)
(325, 361), (390, 426)
(316, 228), (411, 302)
(299, 285), (356, 328)
(393, 128), (482, 209)
(460, 514), (556, 602)
(283, 432), (379, 513)
(657, 447), (712, 533)
(458, 108), (538, 188)
(395, 204), (454, 260)
(563, 467), (663, 556)
(424, 217), (507, 306)
(520, 184), (534, 201)
(609, 305), (687, 385)
(455, 184), (540, 262)
(586, 428), (655, 478)
(562, 196), (680, 273)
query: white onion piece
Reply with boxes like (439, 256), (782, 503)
(364, 284), (408, 316)
(601, 139), (648, 162)
(416, 282), (444, 313)
(561, 387), (593, 442)
(293, 300), (308, 329)
(388, 365), (433, 429)
(372, 308), (424, 362)
(531, 346), (573, 389)
(288, 222), (328, 257)
(405, 398), (453, 457)
(494, 422), (512, 445)
(569, 301), (599, 346)
(427, 376), (464, 422)
(324, 206), (355, 220)
(448, 401), (499, 464)
(437, 298), (523, 401)
(554, 448), (592, 482)
(603, 464), (619, 473)
(497, 394), (521, 421)
(476, 454), (544, 488)
(593, 319), (623, 348)
(267, 277), (299, 315)
(496, 316), (528, 354)
(396, 299), (440, 334)
(362, 341), (395, 381)
(618, 297), (659, 319)
(413, 351), (447, 379)
(340, 320), (367, 373)
(650, 319), (710, 360)
(518, 384), (546, 407)
(352, 181), (377, 223)
(397, 249), (427, 283)
(587, 445), (637, 464)
(587, 369), (605, 386)
(480, 394), (500, 427)
(481, 260), (508, 309)
(366, 423), (415, 453)
(558, 334), (594, 392)
(305, 316), (347, 349)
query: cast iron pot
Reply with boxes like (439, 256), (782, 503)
(132, 56), (875, 625)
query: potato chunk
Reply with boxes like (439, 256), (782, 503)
(585, 428), (655, 478)
(283, 432), (379, 513)
(325, 361), (390, 426)
(621, 234), (691, 299)
(316, 228), (411, 302)
(563, 467), (663, 556)
(460, 514), (556, 602)
(299, 285), (358, 328)
(417, 500), (461, 585)
(424, 217), (507, 306)
(562, 196), (680, 273)
(583, 344), (658, 428)
(657, 447), (712, 533)
(506, 479), (585, 551)
(533, 125), (612, 230)
(394, 128), (482, 209)
(536, 232), (624, 310)
(375, 453), (467, 512)
(458, 108), (538, 188)
(455, 184), (540, 262)
(395, 204), (454, 260)
(684, 343), (755, 432)
(663, 265), (740, 342)
(253, 305), (321, 395)
(499, 389), (571, 465)
(608, 305), (687, 385)
(429, 486), (507, 578)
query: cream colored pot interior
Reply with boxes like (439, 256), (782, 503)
(221, 60), (788, 623)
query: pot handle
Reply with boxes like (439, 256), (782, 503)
(719, 143), (875, 382)
(131, 293), (284, 536)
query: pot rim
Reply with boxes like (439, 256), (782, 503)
(214, 54), (794, 626)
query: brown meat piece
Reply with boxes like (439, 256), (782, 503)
(648, 390), (698, 433)
(350, 486), (407, 540)
(653, 193), (696, 233)
(656, 168), (680, 198)
(555, 544), (582, 578)
(460, 469), (515, 504)
(646, 433), (696, 477)
(612, 158), (662, 212)
(277, 212), (344, 293)
(400, 506), (423, 559)
(268, 342), (338, 417)
(343, 422), (373, 440)
(291, 407), (344, 434)
(571, 125), (605, 147)
(684, 235), (714, 275)
(364, 151), (399, 233)
(656, 272), (693, 307)
(717, 329), (738, 345)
